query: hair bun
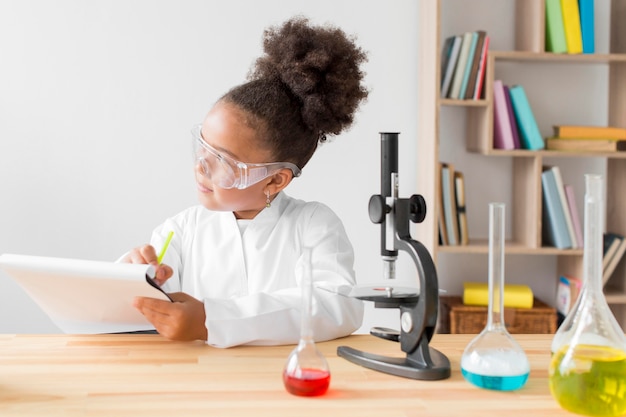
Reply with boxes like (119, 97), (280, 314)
(250, 16), (368, 137)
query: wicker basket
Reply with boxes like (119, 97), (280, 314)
(438, 295), (557, 334)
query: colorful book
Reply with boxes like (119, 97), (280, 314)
(545, 0), (567, 53)
(492, 80), (516, 150)
(565, 185), (583, 248)
(509, 85), (545, 150)
(556, 275), (582, 315)
(438, 162), (449, 246)
(603, 232), (623, 270)
(463, 282), (534, 309)
(503, 85), (522, 149)
(541, 167), (572, 249)
(551, 166), (578, 248)
(454, 171), (469, 245)
(561, 0), (583, 54)
(473, 35), (490, 99)
(441, 163), (459, 245)
(458, 32), (479, 99)
(604, 236), (626, 285)
(578, 0), (595, 54)
(441, 35), (462, 98)
(464, 31), (487, 100)
(449, 32), (474, 99)
(546, 137), (626, 152)
(553, 125), (626, 139)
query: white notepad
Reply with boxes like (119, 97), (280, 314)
(0, 253), (171, 334)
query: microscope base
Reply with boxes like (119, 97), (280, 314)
(337, 345), (451, 380)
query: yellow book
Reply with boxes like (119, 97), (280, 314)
(462, 282), (534, 309)
(560, 0), (583, 54)
(553, 125), (626, 139)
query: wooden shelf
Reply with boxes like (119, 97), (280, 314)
(417, 0), (626, 329)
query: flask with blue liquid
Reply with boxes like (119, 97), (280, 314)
(460, 202), (530, 391)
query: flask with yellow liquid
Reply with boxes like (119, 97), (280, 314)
(549, 174), (626, 417)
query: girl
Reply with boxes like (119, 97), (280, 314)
(124, 16), (369, 348)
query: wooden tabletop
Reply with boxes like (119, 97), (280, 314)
(0, 333), (574, 417)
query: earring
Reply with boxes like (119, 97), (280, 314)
(265, 190), (271, 208)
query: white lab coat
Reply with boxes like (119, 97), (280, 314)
(152, 192), (363, 348)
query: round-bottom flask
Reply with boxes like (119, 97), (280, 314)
(461, 203), (530, 391)
(283, 248), (330, 396)
(549, 174), (626, 417)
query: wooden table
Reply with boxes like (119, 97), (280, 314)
(0, 334), (574, 417)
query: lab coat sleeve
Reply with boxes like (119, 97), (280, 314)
(203, 203), (364, 348)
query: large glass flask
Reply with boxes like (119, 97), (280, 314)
(283, 247), (330, 396)
(549, 174), (626, 417)
(461, 203), (530, 390)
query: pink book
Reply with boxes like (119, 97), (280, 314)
(503, 85), (522, 149)
(493, 80), (516, 150)
(565, 184), (583, 248)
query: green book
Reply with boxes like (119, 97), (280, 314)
(545, 0), (567, 53)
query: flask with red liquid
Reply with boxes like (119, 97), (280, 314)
(283, 247), (330, 396)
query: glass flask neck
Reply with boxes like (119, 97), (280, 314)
(487, 203), (506, 331)
(300, 248), (314, 343)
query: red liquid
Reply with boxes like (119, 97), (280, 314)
(283, 368), (330, 396)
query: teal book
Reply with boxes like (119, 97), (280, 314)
(509, 85), (545, 150)
(542, 168), (572, 249)
(545, 0), (567, 53)
(458, 31), (478, 99)
(578, 0), (595, 54)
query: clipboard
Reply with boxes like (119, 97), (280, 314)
(0, 253), (172, 334)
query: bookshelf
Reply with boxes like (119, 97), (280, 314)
(417, 0), (626, 329)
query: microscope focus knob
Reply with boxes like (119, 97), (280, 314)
(409, 194), (427, 223)
(368, 195), (389, 224)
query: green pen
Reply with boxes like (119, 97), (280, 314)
(157, 231), (174, 264)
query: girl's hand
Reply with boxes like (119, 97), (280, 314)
(133, 292), (208, 341)
(121, 244), (173, 286)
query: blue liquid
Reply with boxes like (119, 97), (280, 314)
(461, 368), (529, 391)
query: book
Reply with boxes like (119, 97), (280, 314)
(545, 0), (567, 53)
(578, 0), (595, 54)
(603, 232), (623, 270)
(503, 85), (522, 149)
(565, 185), (583, 249)
(437, 162), (449, 246)
(492, 80), (516, 150)
(462, 282), (534, 309)
(546, 137), (626, 152)
(472, 34), (490, 100)
(553, 125), (626, 139)
(560, 0), (583, 54)
(458, 31), (479, 99)
(509, 85), (545, 150)
(0, 253), (172, 334)
(556, 275), (582, 315)
(551, 166), (579, 248)
(441, 162), (460, 245)
(454, 171), (469, 245)
(604, 235), (626, 285)
(449, 32), (474, 99)
(541, 167), (573, 249)
(463, 31), (487, 100)
(440, 35), (462, 98)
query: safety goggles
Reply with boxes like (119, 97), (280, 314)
(191, 124), (301, 190)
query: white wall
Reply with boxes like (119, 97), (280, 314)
(0, 0), (420, 333)
(0, 0), (611, 336)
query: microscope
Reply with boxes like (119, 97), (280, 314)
(337, 132), (451, 380)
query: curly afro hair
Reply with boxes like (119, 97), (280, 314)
(219, 16), (369, 169)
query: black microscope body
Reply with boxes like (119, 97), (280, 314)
(337, 132), (451, 380)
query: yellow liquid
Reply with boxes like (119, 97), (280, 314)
(550, 344), (626, 417)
